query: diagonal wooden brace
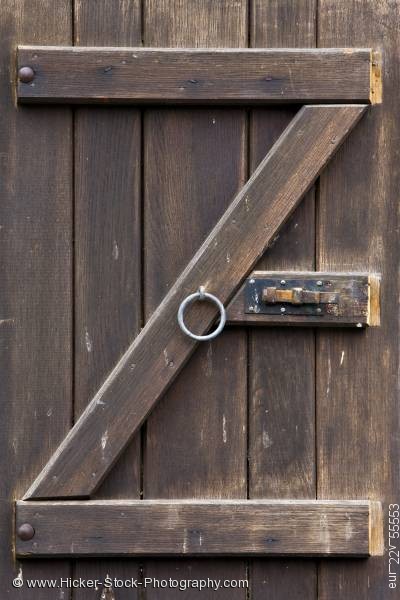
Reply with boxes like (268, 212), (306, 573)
(25, 104), (367, 499)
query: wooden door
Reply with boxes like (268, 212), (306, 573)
(1, 1), (398, 599)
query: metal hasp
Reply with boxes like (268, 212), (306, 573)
(261, 284), (339, 308)
(238, 272), (381, 327)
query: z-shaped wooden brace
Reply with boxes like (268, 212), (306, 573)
(23, 104), (367, 500)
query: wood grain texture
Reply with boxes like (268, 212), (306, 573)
(25, 104), (366, 500)
(144, 0), (247, 48)
(317, 1), (399, 598)
(16, 500), (373, 557)
(142, 2), (248, 598)
(0, 0), (72, 597)
(17, 46), (373, 104)
(74, 0), (141, 46)
(73, 1), (142, 598)
(249, 2), (318, 599)
(226, 272), (376, 326)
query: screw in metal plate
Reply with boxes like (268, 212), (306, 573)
(249, 278), (255, 284)
(316, 280), (323, 286)
(17, 523), (35, 541)
(280, 307), (286, 313)
(18, 66), (35, 83)
(316, 307), (322, 314)
(356, 323), (363, 328)
(248, 306), (254, 312)
(280, 280), (286, 286)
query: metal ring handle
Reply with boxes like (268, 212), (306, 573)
(177, 286), (227, 341)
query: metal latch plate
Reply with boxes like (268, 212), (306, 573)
(244, 273), (372, 319)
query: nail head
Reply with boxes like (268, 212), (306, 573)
(18, 67), (35, 83)
(18, 66), (35, 83)
(17, 523), (35, 541)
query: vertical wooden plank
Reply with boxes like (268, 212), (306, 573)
(317, 2), (399, 599)
(0, 0), (72, 596)
(73, 1), (142, 598)
(143, 1), (248, 598)
(249, 1), (317, 598)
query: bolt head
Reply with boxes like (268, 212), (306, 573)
(17, 523), (35, 541)
(248, 306), (254, 312)
(280, 307), (286, 313)
(316, 307), (322, 314)
(18, 66), (35, 83)
(249, 278), (255, 284)
(316, 280), (323, 286)
(280, 280), (286, 286)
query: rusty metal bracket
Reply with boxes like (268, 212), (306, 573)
(245, 276), (348, 316)
(261, 285), (339, 307)
(246, 276), (342, 316)
(225, 272), (381, 327)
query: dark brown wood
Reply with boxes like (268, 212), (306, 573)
(0, 0), (72, 595)
(16, 46), (374, 104)
(249, 3), (318, 599)
(72, 2), (142, 598)
(74, 1), (142, 506)
(317, 1), (399, 598)
(226, 272), (380, 326)
(15, 500), (377, 557)
(24, 103), (366, 500)
(142, 3), (248, 598)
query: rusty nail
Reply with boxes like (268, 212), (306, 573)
(18, 66), (35, 83)
(17, 523), (35, 541)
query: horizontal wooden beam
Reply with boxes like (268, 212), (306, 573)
(24, 105), (366, 500)
(17, 47), (374, 104)
(16, 500), (382, 557)
(226, 272), (381, 327)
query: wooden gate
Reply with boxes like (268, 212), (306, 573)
(1, 1), (399, 598)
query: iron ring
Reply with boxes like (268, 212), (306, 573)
(177, 286), (227, 341)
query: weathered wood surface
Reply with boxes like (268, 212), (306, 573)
(248, 3), (318, 598)
(25, 104), (366, 500)
(16, 500), (377, 557)
(17, 46), (374, 104)
(317, 1), (399, 598)
(142, 2), (248, 598)
(0, 0), (72, 597)
(73, 1), (142, 598)
(226, 272), (380, 326)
